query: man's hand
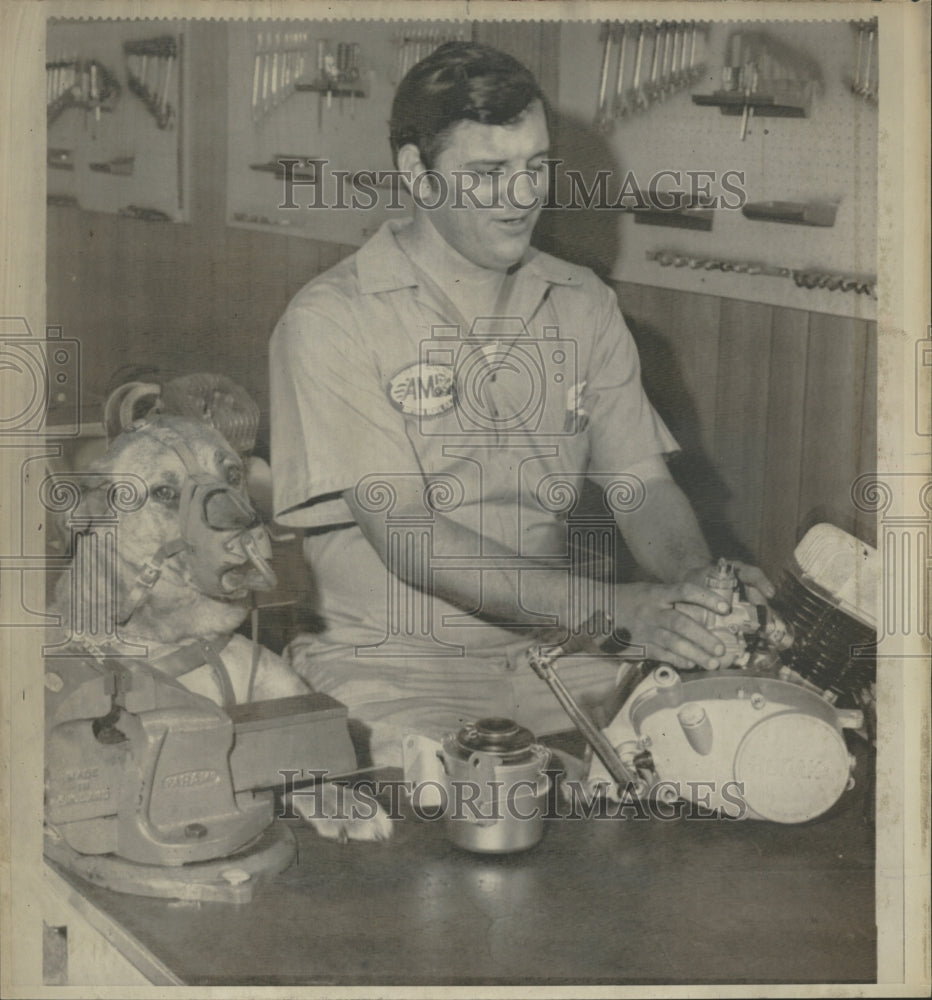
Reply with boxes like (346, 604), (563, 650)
(611, 581), (737, 670)
(681, 559), (776, 604)
(681, 559), (792, 654)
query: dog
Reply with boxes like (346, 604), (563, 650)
(48, 408), (392, 842)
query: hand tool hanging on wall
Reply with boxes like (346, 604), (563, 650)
(594, 21), (614, 130)
(124, 35), (178, 130)
(646, 248), (876, 298)
(630, 23), (648, 112)
(849, 20), (878, 105)
(611, 23), (629, 119)
(646, 22), (663, 104)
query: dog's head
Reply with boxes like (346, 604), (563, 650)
(60, 415), (277, 644)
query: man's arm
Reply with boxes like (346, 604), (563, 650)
(611, 454), (779, 667)
(343, 477), (737, 670)
(611, 455), (712, 584)
(614, 455), (777, 602)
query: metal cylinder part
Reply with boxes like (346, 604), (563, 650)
(439, 718), (551, 854)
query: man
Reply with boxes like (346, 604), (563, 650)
(270, 42), (775, 766)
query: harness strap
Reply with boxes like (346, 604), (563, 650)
(119, 537), (190, 625)
(152, 634), (237, 707)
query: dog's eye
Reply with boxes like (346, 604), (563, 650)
(224, 465), (244, 487)
(151, 485), (179, 505)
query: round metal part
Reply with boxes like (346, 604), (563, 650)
(734, 711), (851, 823)
(450, 717), (536, 763)
(440, 718), (550, 854)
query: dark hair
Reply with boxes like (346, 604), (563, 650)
(389, 41), (547, 168)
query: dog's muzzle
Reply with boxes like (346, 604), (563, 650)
(179, 473), (278, 598)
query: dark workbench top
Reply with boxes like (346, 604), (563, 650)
(48, 738), (876, 987)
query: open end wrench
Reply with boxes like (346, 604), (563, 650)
(863, 27), (876, 101)
(663, 21), (680, 94)
(630, 23), (648, 111)
(686, 21), (699, 85)
(646, 22), (662, 104)
(675, 23), (687, 89)
(851, 22), (864, 95)
(595, 22), (614, 129)
(612, 24), (629, 118)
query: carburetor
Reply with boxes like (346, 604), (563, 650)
(676, 558), (789, 668)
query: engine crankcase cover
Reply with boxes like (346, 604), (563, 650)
(597, 668), (857, 823)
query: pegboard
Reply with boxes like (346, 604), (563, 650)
(553, 19), (877, 318)
(226, 21), (469, 245)
(46, 20), (190, 222)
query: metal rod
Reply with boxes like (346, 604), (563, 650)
(527, 643), (638, 791)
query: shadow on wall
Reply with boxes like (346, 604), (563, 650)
(621, 311), (750, 565)
(534, 111), (620, 282)
(534, 111), (750, 565)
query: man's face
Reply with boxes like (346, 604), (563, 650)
(416, 100), (550, 271)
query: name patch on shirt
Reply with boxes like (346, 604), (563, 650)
(387, 363), (455, 417)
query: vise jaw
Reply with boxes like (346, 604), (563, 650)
(45, 655), (356, 868)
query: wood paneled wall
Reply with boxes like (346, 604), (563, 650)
(617, 282), (876, 576)
(45, 21), (876, 586)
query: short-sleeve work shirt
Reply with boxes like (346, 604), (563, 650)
(270, 220), (678, 654)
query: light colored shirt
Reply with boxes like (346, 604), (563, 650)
(270, 220), (678, 655)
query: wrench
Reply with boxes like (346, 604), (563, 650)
(851, 22), (864, 95)
(863, 25), (876, 102)
(669, 23), (682, 92)
(631, 23), (648, 111)
(595, 21), (614, 129)
(612, 24), (629, 118)
(646, 22), (663, 105)
(685, 23), (695, 84)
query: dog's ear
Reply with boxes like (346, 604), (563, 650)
(103, 382), (163, 443)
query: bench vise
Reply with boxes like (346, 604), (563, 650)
(44, 655), (357, 902)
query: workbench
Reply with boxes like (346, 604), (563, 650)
(43, 737), (875, 987)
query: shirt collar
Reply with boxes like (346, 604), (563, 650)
(356, 220), (586, 294)
(356, 220), (418, 294)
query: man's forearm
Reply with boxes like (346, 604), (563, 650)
(345, 487), (581, 633)
(615, 474), (712, 584)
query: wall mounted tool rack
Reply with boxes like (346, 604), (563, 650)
(47, 20), (190, 221)
(47, 56), (121, 126)
(124, 35), (179, 130)
(251, 30), (312, 124)
(593, 20), (710, 131)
